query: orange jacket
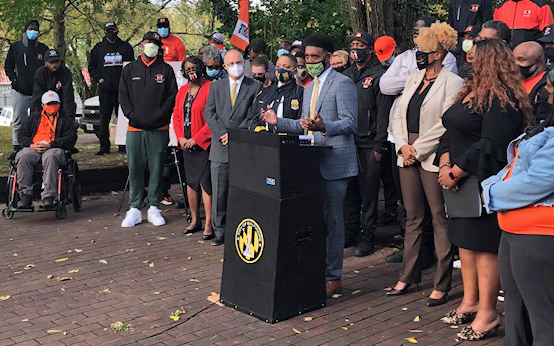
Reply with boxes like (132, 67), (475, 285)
(161, 34), (187, 62)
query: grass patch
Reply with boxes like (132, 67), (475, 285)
(0, 126), (127, 176)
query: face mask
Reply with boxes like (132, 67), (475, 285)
(206, 67), (221, 78)
(275, 68), (293, 83)
(253, 74), (266, 83)
(306, 60), (326, 78)
(333, 65), (347, 73)
(227, 63), (244, 78)
(416, 50), (434, 70)
(187, 71), (198, 82)
(462, 39), (474, 53)
(143, 43), (159, 58)
(277, 49), (289, 57)
(520, 63), (536, 80)
(43, 103), (60, 115)
(296, 67), (308, 81)
(351, 48), (369, 62)
(106, 32), (118, 41)
(26, 30), (39, 41)
(157, 27), (169, 38)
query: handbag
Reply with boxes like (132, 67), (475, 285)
(442, 175), (483, 218)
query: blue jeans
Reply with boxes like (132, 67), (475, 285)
(322, 177), (350, 282)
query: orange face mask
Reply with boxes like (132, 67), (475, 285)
(43, 103), (60, 115)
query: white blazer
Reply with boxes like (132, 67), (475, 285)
(392, 67), (463, 172)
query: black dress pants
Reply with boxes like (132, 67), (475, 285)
(97, 88), (119, 151)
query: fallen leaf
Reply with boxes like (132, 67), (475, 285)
(99, 259), (108, 264)
(149, 262), (155, 268)
(67, 250), (73, 253)
(68, 269), (79, 274)
(110, 321), (132, 332)
(54, 258), (68, 262)
(100, 288), (111, 294)
(413, 316), (420, 322)
(450, 326), (459, 329)
(47, 330), (63, 334)
(207, 292), (224, 306)
(405, 337), (418, 343)
(354, 270), (360, 273)
(187, 256), (192, 260)
(0, 295), (11, 301)
(189, 278), (200, 282)
(12, 253), (18, 257)
(156, 236), (166, 240)
(352, 290), (361, 295)
(56, 277), (72, 281)
(293, 328), (302, 334)
(169, 315), (180, 321)
(341, 326), (349, 330)
(304, 317), (313, 322)
(21, 319), (29, 322)
(402, 307), (408, 311)
(13, 271), (22, 274)
(220, 259), (224, 263)
(408, 330), (423, 333)
(47, 275), (53, 279)
(153, 292), (161, 295)
(111, 191), (118, 195)
(384, 287), (392, 291)
(74, 249), (83, 253)
(170, 308), (185, 321)
(331, 293), (342, 299)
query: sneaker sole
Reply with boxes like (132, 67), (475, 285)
(122, 219), (142, 228)
(147, 216), (166, 226)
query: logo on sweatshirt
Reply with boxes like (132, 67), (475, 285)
(523, 9), (532, 17)
(103, 52), (124, 67)
(37, 53), (43, 60)
(362, 77), (373, 89)
(155, 74), (165, 83)
(470, 4), (479, 12)
(55, 81), (62, 90)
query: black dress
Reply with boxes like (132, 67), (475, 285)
(182, 93), (212, 195)
(438, 97), (524, 253)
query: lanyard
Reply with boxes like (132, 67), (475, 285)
(41, 111), (58, 142)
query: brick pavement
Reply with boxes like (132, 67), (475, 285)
(0, 191), (505, 345)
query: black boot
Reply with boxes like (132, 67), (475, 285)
(17, 195), (33, 209)
(353, 229), (375, 257)
(42, 197), (55, 210)
(95, 147), (110, 156)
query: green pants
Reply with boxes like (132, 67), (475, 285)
(126, 130), (169, 209)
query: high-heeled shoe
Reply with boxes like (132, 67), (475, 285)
(457, 322), (501, 341)
(441, 310), (477, 325)
(427, 293), (448, 307)
(386, 283), (419, 296)
(202, 232), (215, 240)
(183, 223), (202, 235)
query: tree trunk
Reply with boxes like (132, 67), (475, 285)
(53, 0), (66, 60)
(348, 0), (367, 33)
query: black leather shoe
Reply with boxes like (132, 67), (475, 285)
(95, 148), (110, 156)
(42, 197), (56, 210)
(386, 250), (404, 263)
(17, 195), (33, 209)
(211, 237), (224, 246)
(183, 224), (202, 235)
(386, 283), (418, 296)
(428, 293), (448, 307)
(202, 233), (215, 241)
(118, 145), (126, 154)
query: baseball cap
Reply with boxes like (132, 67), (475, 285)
(464, 24), (481, 37)
(292, 40), (303, 48)
(142, 31), (163, 47)
(41, 90), (60, 104)
(205, 32), (225, 44)
(538, 24), (554, 43)
(45, 49), (60, 62)
(157, 17), (170, 28)
(105, 22), (117, 30)
(347, 32), (375, 47)
(374, 36), (396, 62)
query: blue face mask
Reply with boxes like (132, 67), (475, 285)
(206, 67), (221, 78)
(26, 30), (39, 41)
(277, 49), (289, 57)
(157, 27), (169, 38)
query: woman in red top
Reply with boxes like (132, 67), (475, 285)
(173, 56), (213, 239)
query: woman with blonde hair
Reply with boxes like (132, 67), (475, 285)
(438, 39), (531, 341)
(331, 50), (349, 73)
(389, 22), (463, 306)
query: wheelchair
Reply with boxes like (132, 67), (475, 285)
(3, 148), (82, 220)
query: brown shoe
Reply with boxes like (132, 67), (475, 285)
(326, 280), (342, 298)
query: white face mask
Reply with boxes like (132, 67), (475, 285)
(462, 39), (474, 53)
(143, 43), (159, 58)
(227, 63), (244, 78)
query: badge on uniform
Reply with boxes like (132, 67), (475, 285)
(362, 77), (373, 89)
(290, 99), (299, 110)
(155, 74), (165, 83)
(470, 4), (479, 12)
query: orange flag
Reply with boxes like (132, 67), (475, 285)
(230, 0), (250, 51)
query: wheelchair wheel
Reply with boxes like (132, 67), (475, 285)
(55, 207), (67, 220)
(69, 161), (82, 211)
(3, 208), (14, 219)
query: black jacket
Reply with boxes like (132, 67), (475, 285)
(248, 81), (304, 131)
(449, 0), (493, 36)
(31, 65), (76, 118)
(344, 56), (394, 151)
(118, 56), (178, 130)
(529, 71), (551, 122)
(18, 110), (77, 150)
(4, 34), (48, 96)
(88, 37), (134, 91)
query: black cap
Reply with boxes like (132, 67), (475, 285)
(304, 33), (335, 54)
(464, 24), (481, 37)
(142, 31), (163, 47)
(45, 49), (60, 62)
(157, 17), (170, 28)
(25, 20), (39, 30)
(538, 24), (554, 43)
(346, 31), (375, 47)
(105, 22), (117, 30)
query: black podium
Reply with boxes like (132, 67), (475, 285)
(220, 129), (326, 323)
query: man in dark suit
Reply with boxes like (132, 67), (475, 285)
(204, 49), (262, 246)
(261, 33), (358, 297)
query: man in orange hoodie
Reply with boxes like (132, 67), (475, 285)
(156, 17), (187, 62)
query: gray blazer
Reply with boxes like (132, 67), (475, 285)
(277, 68), (359, 181)
(205, 76), (262, 163)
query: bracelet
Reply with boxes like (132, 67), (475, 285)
(439, 162), (451, 170)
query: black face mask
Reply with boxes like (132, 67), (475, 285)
(351, 48), (369, 62)
(416, 50), (434, 70)
(334, 65), (347, 73)
(520, 63), (537, 80)
(106, 32), (118, 41)
(459, 62), (473, 80)
(253, 74), (266, 83)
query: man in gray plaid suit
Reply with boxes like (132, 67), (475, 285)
(261, 33), (358, 298)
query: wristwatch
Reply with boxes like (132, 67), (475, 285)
(448, 169), (458, 181)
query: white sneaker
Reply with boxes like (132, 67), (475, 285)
(147, 206), (166, 226)
(121, 208), (142, 228)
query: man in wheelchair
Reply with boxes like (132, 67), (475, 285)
(14, 90), (77, 210)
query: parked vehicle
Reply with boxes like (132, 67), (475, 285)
(79, 96), (100, 133)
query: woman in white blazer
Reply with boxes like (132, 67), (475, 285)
(388, 22), (463, 306)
